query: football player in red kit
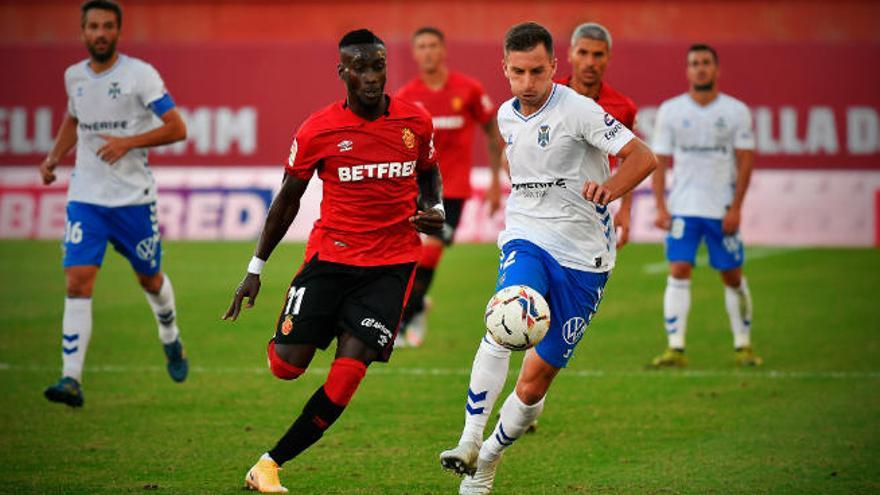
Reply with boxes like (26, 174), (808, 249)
(395, 27), (503, 347)
(557, 22), (639, 248)
(223, 29), (444, 493)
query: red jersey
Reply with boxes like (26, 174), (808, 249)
(396, 71), (495, 199)
(556, 76), (638, 169)
(285, 96), (438, 267)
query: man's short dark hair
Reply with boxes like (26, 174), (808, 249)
(413, 26), (445, 43)
(688, 43), (719, 63)
(504, 22), (553, 56)
(81, 0), (122, 29)
(339, 29), (385, 49)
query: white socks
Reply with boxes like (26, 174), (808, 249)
(725, 278), (753, 348)
(62, 297), (93, 382)
(144, 275), (180, 344)
(459, 335), (511, 446)
(479, 392), (545, 462)
(664, 276), (691, 349)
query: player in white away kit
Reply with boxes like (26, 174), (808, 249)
(39, 0), (189, 407)
(439, 23), (657, 494)
(649, 44), (762, 368)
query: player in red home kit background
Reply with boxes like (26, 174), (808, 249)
(395, 26), (504, 347)
(223, 29), (445, 493)
(557, 22), (639, 248)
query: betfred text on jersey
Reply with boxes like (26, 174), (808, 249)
(337, 161), (417, 182)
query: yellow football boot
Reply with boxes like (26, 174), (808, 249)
(245, 457), (288, 493)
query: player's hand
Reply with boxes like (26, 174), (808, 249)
(614, 207), (631, 249)
(410, 206), (445, 235)
(722, 207), (741, 235)
(39, 157), (58, 185)
(97, 134), (133, 164)
(582, 181), (613, 206)
(654, 208), (672, 230)
(223, 273), (261, 321)
(486, 176), (502, 216)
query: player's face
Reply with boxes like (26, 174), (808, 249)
(503, 45), (557, 109)
(412, 33), (446, 73)
(81, 8), (120, 63)
(687, 50), (718, 91)
(568, 38), (609, 86)
(338, 44), (388, 108)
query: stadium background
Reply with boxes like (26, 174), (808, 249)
(1, 0), (879, 246)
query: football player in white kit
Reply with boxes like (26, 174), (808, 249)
(439, 23), (657, 494)
(38, 0), (189, 407)
(649, 44), (762, 368)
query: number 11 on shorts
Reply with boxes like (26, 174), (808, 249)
(285, 286), (306, 315)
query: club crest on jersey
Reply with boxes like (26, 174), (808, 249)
(337, 139), (353, 152)
(537, 125), (551, 148)
(108, 82), (121, 99)
(402, 127), (416, 149)
(451, 96), (463, 112)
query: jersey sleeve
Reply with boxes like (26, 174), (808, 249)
(138, 63), (176, 117)
(733, 104), (756, 150)
(283, 122), (322, 180)
(577, 99), (636, 156)
(651, 102), (675, 156)
(416, 116), (440, 172)
(469, 80), (496, 125)
(64, 69), (77, 118)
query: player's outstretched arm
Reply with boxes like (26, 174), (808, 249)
(97, 108), (187, 164)
(652, 155), (673, 230)
(482, 119), (505, 215)
(39, 113), (78, 185)
(723, 149), (754, 234)
(583, 138), (657, 206)
(410, 165), (445, 234)
(223, 174), (309, 321)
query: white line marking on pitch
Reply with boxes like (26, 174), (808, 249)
(0, 363), (877, 380)
(641, 247), (799, 275)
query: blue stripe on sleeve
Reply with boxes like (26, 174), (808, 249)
(148, 93), (176, 117)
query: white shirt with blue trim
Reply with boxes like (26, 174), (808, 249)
(651, 93), (755, 219)
(497, 84), (636, 273)
(64, 54), (176, 207)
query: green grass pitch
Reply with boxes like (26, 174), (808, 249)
(0, 240), (878, 494)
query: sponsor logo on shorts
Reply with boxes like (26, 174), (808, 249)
(337, 161), (416, 182)
(562, 316), (587, 345)
(361, 317), (393, 345)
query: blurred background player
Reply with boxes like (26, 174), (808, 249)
(395, 26), (504, 347)
(649, 44), (762, 368)
(38, 0), (189, 407)
(557, 22), (638, 248)
(223, 29), (444, 493)
(439, 23), (656, 495)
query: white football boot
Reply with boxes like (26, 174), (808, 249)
(439, 440), (480, 476)
(459, 455), (501, 495)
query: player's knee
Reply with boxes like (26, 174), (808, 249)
(137, 272), (164, 294)
(65, 272), (96, 297)
(267, 340), (306, 380)
(323, 357), (367, 406)
(669, 263), (692, 279)
(515, 381), (548, 406)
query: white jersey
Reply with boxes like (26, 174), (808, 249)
(65, 54), (175, 207)
(498, 84), (636, 273)
(651, 92), (755, 219)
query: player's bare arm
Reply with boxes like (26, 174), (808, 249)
(651, 154), (673, 230)
(40, 113), (79, 185)
(410, 165), (445, 234)
(583, 137), (657, 206)
(223, 174), (310, 321)
(723, 148), (754, 234)
(483, 119), (505, 215)
(97, 108), (186, 164)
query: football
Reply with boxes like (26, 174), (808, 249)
(484, 285), (551, 350)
